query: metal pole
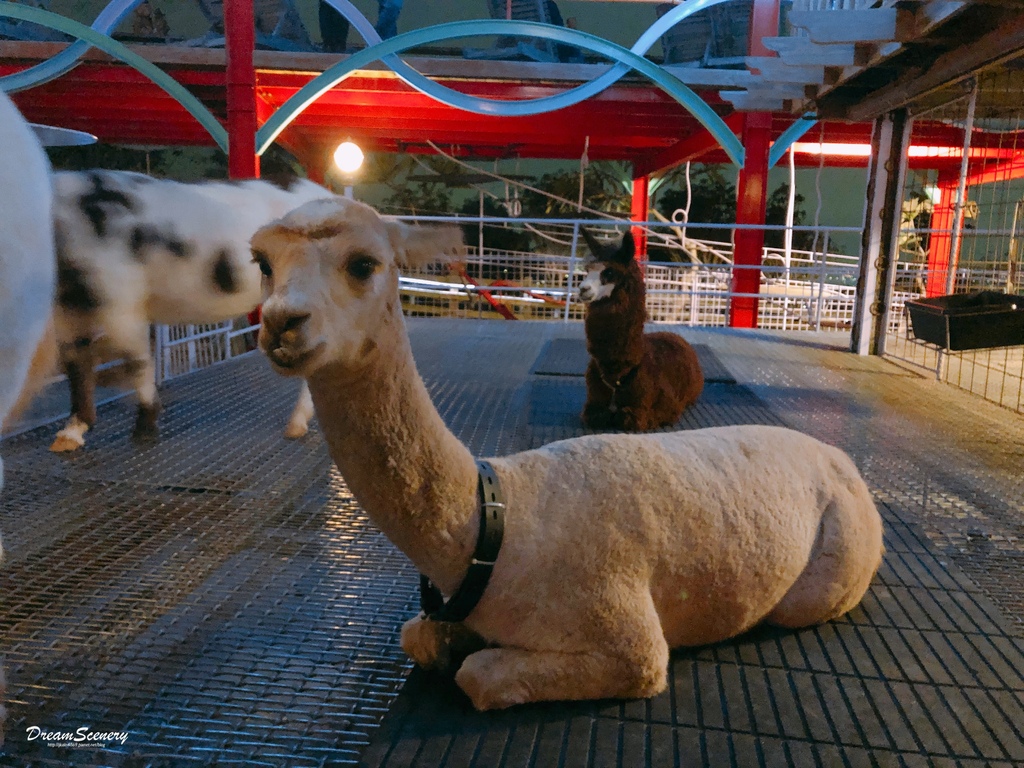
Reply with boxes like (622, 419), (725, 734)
(565, 221), (580, 322)
(944, 80), (978, 296)
(938, 80), (978, 378)
(815, 231), (829, 332)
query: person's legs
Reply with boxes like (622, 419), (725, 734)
(319, 0), (349, 52)
(375, 0), (402, 39)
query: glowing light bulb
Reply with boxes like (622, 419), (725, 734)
(333, 141), (364, 174)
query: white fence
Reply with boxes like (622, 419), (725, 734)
(152, 218), (908, 383)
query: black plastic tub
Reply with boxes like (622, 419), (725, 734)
(906, 290), (1024, 351)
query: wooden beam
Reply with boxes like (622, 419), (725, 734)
(841, 6), (1024, 121)
(745, 57), (825, 84)
(762, 37), (860, 66)
(787, 8), (898, 45)
(721, 94), (786, 111)
(662, 66), (757, 89)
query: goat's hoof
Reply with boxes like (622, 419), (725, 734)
(131, 423), (159, 442)
(283, 421), (308, 439)
(49, 432), (84, 452)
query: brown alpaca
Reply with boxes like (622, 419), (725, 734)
(578, 228), (703, 431)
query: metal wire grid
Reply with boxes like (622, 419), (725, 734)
(361, 323), (1024, 768)
(3, 320), (1024, 767)
(0, 355), (418, 767)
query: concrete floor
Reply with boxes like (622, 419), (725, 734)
(1, 319), (1022, 767)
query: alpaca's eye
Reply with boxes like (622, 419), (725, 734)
(601, 268), (615, 283)
(347, 253), (379, 281)
(252, 251), (272, 278)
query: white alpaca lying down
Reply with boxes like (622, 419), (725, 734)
(252, 197), (885, 711)
(0, 89), (57, 744)
(49, 170), (330, 451)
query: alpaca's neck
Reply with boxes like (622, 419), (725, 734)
(307, 312), (479, 593)
(585, 279), (646, 366)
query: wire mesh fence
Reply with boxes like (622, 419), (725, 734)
(886, 63), (1024, 414)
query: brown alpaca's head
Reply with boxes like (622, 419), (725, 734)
(252, 197), (464, 378)
(577, 228), (639, 305)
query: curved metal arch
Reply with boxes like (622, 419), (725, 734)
(322, 0), (734, 117)
(259, 17), (745, 166)
(0, 0), (145, 93)
(0, 3), (228, 151)
(769, 114), (818, 168)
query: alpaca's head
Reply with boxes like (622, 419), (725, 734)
(577, 228), (639, 305)
(252, 197), (464, 377)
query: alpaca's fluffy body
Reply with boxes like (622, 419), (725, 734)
(579, 230), (703, 431)
(50, 170), (331, 450)
(253, 197), (885, 711)
(0, 89), (57, 742)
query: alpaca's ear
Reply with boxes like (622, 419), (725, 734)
(580, 226), (605, 260)
(385, 220), (466, 269)
(611, 232), (635, 264)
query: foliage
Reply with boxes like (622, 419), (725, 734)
(376, 155), (458, 216)
(656, 164), (813, 253)
(46, 143), (300, 180)
(518, 161), (632, 217)
(458, 196), (534, 253)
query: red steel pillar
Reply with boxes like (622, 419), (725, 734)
(630, 174), (649, 259)
(730, 112), (772, 328)
(925, 171), (959, 297)
(729, 0), (779, 328)
(225, 0), (259, 179)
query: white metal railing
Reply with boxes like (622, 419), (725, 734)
(151, 217), (924, 380)
(151, 219), (873, 379)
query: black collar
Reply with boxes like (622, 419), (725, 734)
(419, 460), (505, 623)
(597, 361), (640, 391)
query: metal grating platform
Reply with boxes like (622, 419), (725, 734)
(1, 319), (1023, 767)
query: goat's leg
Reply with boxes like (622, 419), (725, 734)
(401, 614), (487, 674)
(50, 337), (97, 452)
(283, 380), (314, 439)
(127, 353), (161, 441)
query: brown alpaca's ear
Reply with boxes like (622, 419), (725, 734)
(385, 220), (466, 270)
(580, 226), (605, 260)
(611, 231), (635, 264)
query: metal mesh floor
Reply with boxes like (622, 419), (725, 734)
(2, 319), (1023, 767)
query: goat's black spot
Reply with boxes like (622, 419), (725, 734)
(263, 173), (300, 192)
(212, 249), (238, 293)
(56, 251), (101, 313)
(79, 172), (134, 239)
(130, 226), (158, 260)
(165, 238), (189, 258)
(130, 226), (190, 259)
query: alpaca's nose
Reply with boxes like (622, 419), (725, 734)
(264, 311), (310, 340)
(578, 284), (593, 302)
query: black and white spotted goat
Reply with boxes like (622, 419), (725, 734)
(50, 170), (333, 452)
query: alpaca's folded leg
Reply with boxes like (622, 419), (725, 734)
(283, 381), (314, 439)
(455, 640), (669, 711)
(401, 614), (486, 674)
(581, 402), (614, 429)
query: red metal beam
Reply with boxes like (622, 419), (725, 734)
(728, 0), (780, 328)
(633, 113), (746, 177)
(225, 0), (257, 178)
(631, 174), (650, 259)
(925, 173), (959, 297)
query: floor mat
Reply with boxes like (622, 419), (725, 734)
(532, 338), (736, 384)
